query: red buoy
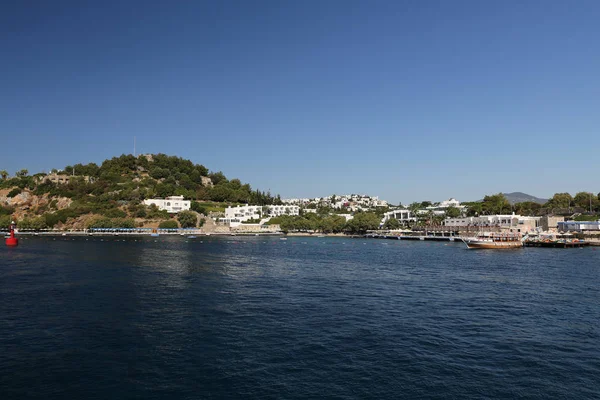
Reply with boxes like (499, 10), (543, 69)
(5, 221), (18, 247)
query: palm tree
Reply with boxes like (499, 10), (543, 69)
(0, 170), (8, 180)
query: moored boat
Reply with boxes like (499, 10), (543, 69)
(462, 232), (523, 249)
(523, 233), (589, 248)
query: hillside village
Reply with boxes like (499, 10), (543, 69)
(1, 154), (600, 235)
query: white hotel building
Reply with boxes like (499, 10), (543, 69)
(443, 214), (541, 232)
(143, 195), (191, 213)
(381, 209), (416, 225)
(221, 204), (300, 225)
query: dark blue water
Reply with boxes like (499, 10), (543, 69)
(1, 236), (599, 399)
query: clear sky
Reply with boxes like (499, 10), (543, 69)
(1, 0), (599, 204)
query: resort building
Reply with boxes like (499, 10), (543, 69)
(557, 221), (600, 232)
(221, 204), (300, 224)
(381, 209), (416, 225)
(443, 214), (541, 232)
(418, 198), (466, 216)
(143, 195), (191, 213)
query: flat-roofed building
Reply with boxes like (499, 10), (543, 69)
(143, 195), (190, 213)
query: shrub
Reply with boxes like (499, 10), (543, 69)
(0, 205), (15, 215)
(177, 211), (197, 228)
(103, 208), (127, 218)
(158, 220), (179, 229)
(18, 217), (48, 231)
(7, 188), (22, 198)
(87, 217), (136, 229)
(0, 215), (12, 229)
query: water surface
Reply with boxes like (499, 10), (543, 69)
(1, 236), (599, 399)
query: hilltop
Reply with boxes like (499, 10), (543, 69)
(503, 192), (548, 205)
(477, 192), (548, 205)
(0, 154), (281, 229)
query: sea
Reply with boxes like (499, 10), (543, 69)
(1, 236), (599, 399)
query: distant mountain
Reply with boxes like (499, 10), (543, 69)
(503, 192), (548, 205)
(476, 192), (548, 205)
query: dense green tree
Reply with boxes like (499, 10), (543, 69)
(544, 193), (573, 209)
(177, 211), (198, 228)
(149, 167), (169, 180)
(18, 217), (48, 230)
(573, 192), (599, 211)
(190, 201), (207, 215)
(481, 193), (511, 215)
(513, 201), (542, 216)
(209, 171), (227, 185)
(16, 169), (29, 177)
(445, 205), (461, 218)
(463, 202), (482, 217)
(147, 204), (170, 219)
(344, 212), (381, 234)
(383, 218), (401, 230)
(320, 215), (346, 233)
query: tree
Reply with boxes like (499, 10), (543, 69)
(383, 218), (401, 230)
(18, 217), (48, 230)
(344, 212), (381, 234)
(177, 211), (198, 228)
(544, 193), (573, 210)
(463, 202), (482, 217)
(573, 192), (599, 211)
(513, 201), (541, 216)
(190, 201), (207, 215)
(149, 167), (169, 180)
(445, 205), (461, 218)
(16, 169), (29, 178)
(0, 170), (8, 180)
(208, 171), (227, 185)
(320, 215), (346, 233)
(481, 193), (511, 215)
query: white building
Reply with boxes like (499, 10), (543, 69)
(558, 221), (600, 232)
(381, 209), (416, 225)
(421, 198), (466, 216)
(222, 204), (301, 224)
(443, 214), (541, 232)
(143, 196), (190, 213)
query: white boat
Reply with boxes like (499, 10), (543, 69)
(462, 232), (523, 249)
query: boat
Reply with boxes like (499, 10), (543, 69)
(461, 232), (523, 249)
(523, 233), (589, 248)
(150, 228), (159, 237)
(187, 235), (197, 239)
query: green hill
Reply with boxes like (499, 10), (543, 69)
(0, 154), (281, 229)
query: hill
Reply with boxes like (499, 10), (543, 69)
(0, 154), (281, 229)
(502, 192), (548, 205)
(475, 192), (547, 205)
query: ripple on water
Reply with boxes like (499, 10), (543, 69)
(0, 237), (599, 399)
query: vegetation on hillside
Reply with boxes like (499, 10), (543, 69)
(0, 154), (281, 229)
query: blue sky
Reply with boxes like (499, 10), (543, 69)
(1, 0), (599, 204)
